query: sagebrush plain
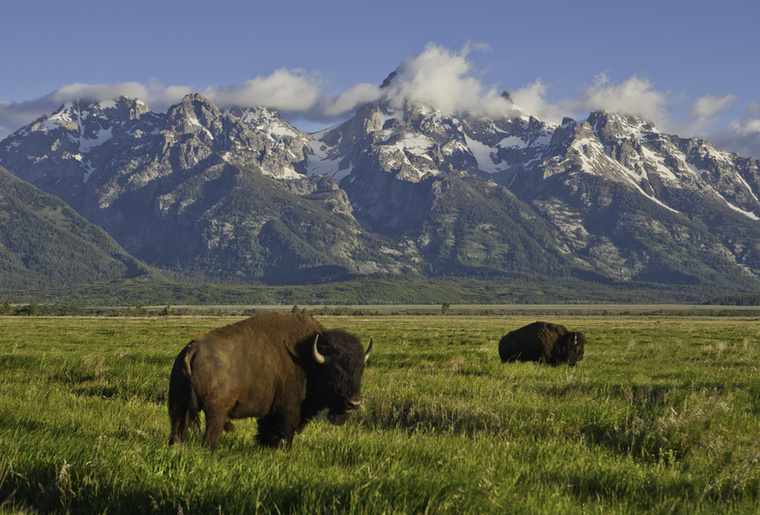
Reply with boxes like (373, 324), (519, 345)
(1, 313), (759, 513)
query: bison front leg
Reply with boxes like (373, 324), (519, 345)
(256, 411), (299, 447)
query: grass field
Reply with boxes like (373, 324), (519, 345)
(1, 313), (759, 513)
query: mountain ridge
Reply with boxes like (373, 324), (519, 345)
(2, 91), (760, 297)
(0, 165), (159, 289)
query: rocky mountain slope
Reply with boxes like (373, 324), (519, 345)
(2, 85), (760, 293)
(0, 165), (157, 289)
(308, 96), (760, 289)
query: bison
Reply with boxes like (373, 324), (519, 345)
(498, 321), (585, 366)
(168, 312), (372, 449)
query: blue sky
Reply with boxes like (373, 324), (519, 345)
(3, 0), (759, 157)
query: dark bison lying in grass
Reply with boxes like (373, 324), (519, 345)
(168, 312), (372, 449)
(498, 321), (586, 366)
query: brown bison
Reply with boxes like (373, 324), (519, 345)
(498, 321), (585, 366)
(168, 312), (372, 449)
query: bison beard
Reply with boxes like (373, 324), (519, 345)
(167, 313), (372, 449)
(498, 321), (586, 366)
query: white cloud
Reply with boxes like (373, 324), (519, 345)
(689, 94), (736, 119)
(383, 43), (480, 112)
(510, 79), (574, 123)
(0, 69), (327, 139)
(321, 83), (383, 117)
(378, 42), (514, 118)
(580, 73), (669, 124)
(505, 75), (760, 158)
(0, 44), (520, 139)
(0, 70), (325, 138)
(0, 43), (758, 158)
(708, 102), (760, 158)
(0, 81), (192, 140)
(49, 82), (149, 104)
(503, 74), (672, 126)
(674, 93), (738, 136)
(201, 68), (321, 113)
(0, 100), (49, 138)
(145, 81), (194, 110)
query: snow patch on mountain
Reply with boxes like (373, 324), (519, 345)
(465, 135), (500, 173)
(306, 131), (353, 181)
(78, 126), (113, 152)
(388, 133), (434, 158)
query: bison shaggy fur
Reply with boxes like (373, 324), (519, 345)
(168, 312), (372, 449)
(498, 321), (586, 366)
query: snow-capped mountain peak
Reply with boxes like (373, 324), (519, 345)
(2, 92), (760, 292)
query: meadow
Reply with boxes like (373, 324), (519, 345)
(1, 313), (759, 513)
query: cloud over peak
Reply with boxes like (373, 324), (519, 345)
(201, 68), (321, 112)
(581, 73), (668, 122)
(314, 42), (514, 120)
(380, 43), (511, 116)
(0, 43), (758, 157)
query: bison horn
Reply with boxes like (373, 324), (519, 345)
(312, 334), (327, 364)
(364, 338), (373, 362)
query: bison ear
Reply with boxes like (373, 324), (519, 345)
(312, 334), (327, 364)
(364, 338), (374, 363)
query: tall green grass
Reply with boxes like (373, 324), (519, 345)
(1, 314), (759, 513)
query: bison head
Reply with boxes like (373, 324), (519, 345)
(311, 329), (372, 424)
(558, 331), (586, 366)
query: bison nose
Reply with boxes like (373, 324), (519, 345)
(346, 397), (362, 410)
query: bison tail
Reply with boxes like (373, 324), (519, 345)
(168, 346), (201, 445)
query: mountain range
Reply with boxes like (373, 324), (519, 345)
(2, 77), (760, 301)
